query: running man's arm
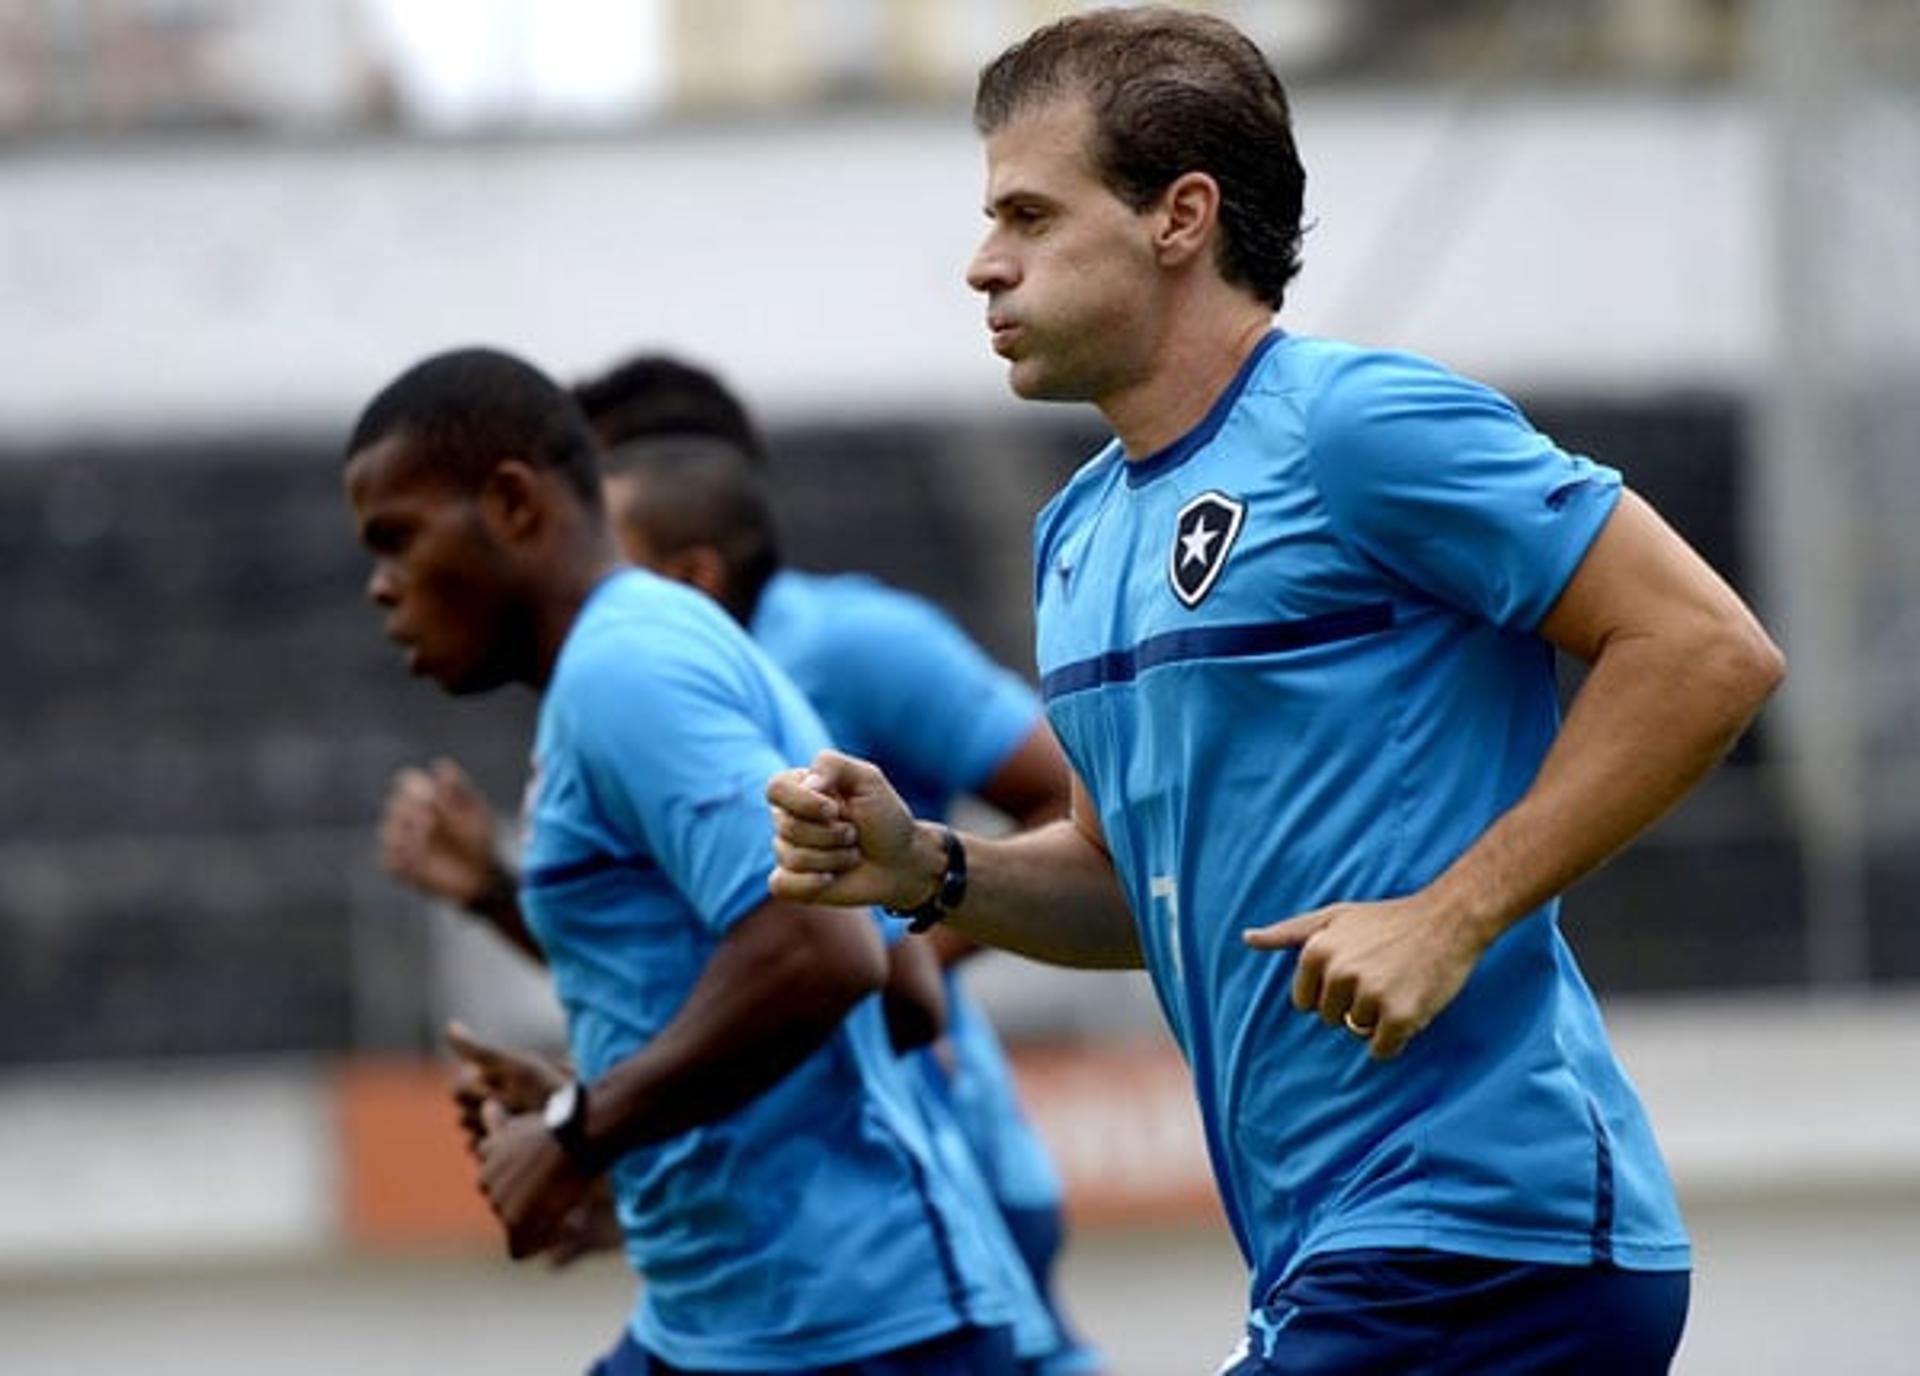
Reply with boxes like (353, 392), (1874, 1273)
(931, 718), (1072, 967)
(974, 719), (1073, 828)
(582, 897), (886, 1150)
(769, 753), (1142, 970)
(380, 759), (543, 963)
(881, 928), (948, 1052)
(1248, 490), (1785, 1056)
(1455, 489), (1784, 934)
(476, 895), (886, 1257)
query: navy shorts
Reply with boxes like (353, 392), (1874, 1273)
(586, 1323), (1019, 1376)
(1219, 1248), (1689, 1375)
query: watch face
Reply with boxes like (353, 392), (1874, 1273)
(543, 1082), (578, 1131)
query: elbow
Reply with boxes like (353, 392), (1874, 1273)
(1730, 620), (1786, 711)
(1702, 615), (1787, 727)
(1753, 633), (1787, 704)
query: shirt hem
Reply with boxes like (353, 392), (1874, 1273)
(634, 1298), (1008, 1371)
(1292, 1220), (1692, 1279)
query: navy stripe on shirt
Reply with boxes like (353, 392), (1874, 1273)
(1041, 603), (1395, 702)
(523, 851), (657, 890)
(1586, 1097), (1618, 1264)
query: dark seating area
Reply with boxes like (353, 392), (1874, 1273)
(0, 397), (1891, 1065)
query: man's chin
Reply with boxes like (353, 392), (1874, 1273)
(1007, 363), (1084, 403)
(445, 671), (510, 697)
(418, 657), (507, 697)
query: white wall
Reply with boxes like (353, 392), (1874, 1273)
(0, 92), (1786, 442)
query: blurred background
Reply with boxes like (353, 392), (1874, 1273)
(1, 0), (1916, 1371)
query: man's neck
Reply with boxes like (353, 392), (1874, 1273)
(529, 537), (625, 689)
(1101, 305), (1275, 460)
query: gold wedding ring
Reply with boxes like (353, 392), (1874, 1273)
(1343, 1011), (1375, 1037)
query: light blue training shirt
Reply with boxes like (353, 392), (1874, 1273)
(1032, 332), (1690, 1307)
(520, 569), (1024, 1370)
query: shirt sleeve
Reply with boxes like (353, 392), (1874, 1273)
(561, 624), (786, 937)
(829, 591), (1043, 796)
(1305, 349), (1622, 631)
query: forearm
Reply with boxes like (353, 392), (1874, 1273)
(578, 907), (883, 1160)
(465, 862), (545, 964)
(927, 924), (982, 968)
(768, 750), (1137, 967)
(881, 934), (947, 1052)
(1426, 628), (1780, 947)
(979, 720), (1073, 829)
(911, 818), (1142, 970)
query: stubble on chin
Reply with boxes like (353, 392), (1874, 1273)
(1008, 358), (1097, 405)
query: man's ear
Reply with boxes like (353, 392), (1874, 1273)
(479, 460), (544, 542)
(668, 544), (729, 604)
(1154, 170), (1222, 270)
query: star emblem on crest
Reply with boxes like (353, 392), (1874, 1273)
(1180, 519), (1222, 569)
(1168, 491), (1245, 609)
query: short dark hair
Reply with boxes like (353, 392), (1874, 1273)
(974, 6), (1305, 310)
(572, 354), (770, 466)
(600, 434), (781, 623)
(346, 347), (603, 508)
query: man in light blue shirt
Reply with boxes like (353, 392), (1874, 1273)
(768, 9), (1785, 1372)
(382, 355), (1100, 1375)
(347, 347), (1029, 1374)
(586, 413), (1099, 1376)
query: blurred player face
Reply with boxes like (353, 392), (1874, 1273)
(966, 95), (1162, 404)
(346, 433), (522, 694)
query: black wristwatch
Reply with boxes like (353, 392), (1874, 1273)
(542, 1080), (600, 1173)
(884, 826), (968, 934)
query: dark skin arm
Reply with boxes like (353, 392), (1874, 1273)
(443, 1024), (621, 1266)
(881, 932), (948, 1053)
(385, 723), (1068, 969)
(446, 1021), (567, 1156)
(380, 758), (543, 962)
(976, 719), (1072, 829)
(927, 924), (981, 968)
(475, 897), (887, 1258)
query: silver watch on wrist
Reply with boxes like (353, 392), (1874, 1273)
(542, 1080), (597, 1171)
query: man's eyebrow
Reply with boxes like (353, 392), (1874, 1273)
(987, 189), (1054, 214)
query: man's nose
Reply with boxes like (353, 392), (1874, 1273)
(966, 236), (1014, 295)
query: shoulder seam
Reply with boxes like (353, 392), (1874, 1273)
(1295, 348), (1383, 578)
